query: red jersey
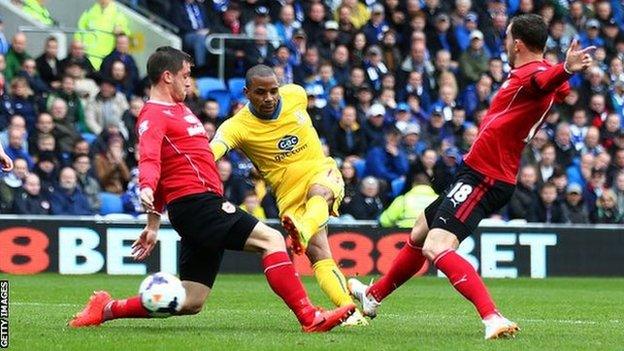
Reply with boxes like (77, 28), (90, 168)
(138, 100), (222, 212)
(464, 61), (571, 184)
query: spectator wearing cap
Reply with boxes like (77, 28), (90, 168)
(244, 25), (275, 70)
(12, 173), (51, 215)
(320, 85), (345, 135)
(275, 5), (301, 43)
(459, 29), (490, 85)
(355, 83), (375, 122)
(330, 105), (368, 161)
(50, 167), (93, 215)
(303, 2), (327, 45)
(579, 19), (605, 49)
(365, 126), (409, 184)
(455, 11), (479, 51)
(363, 103), (387, 148)
(245, 6), (280, 49)
(427, 13), (461, 61)
(318, 21), (342, 61)
(85, 76), (129, 136)
(562, 183), (589, 223)
(394, 102), (417, 129)
(363, 45), (389, 92)
(335, 0), (370, 30)
(399, 122), (426, 164)
(422, 107), (447, 149)
(361, 3), (389, 46)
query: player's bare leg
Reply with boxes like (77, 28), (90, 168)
(349, 213), (430, 318)
(422, 228), (519, 339)
(244, 221), (355, 332)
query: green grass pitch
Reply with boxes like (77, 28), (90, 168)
(3, 274), (624, 350)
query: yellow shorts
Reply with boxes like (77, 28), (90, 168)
(276, 158), (345, 218)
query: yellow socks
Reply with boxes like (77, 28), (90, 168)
(313, 258), (354, 307)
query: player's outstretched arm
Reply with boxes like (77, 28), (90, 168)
(532, 40), (595, 92)
(210, 140), (229, 161)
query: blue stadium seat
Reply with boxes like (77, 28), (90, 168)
(227, 77), (246, 101)
(205, 89), (232, 118)
(99, 192), (124, 215)
(391, 178), (405, 198)
(353, 159), (367, 179)
(196, 77), (226, 99)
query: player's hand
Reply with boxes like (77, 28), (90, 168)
(140, 187), (155, 212)
(564, 39), (595, 73)
(131, 227), (157, 261)
(0, 153), (13, 172)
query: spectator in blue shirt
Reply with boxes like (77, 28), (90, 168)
(5, 128), (33, 169)
(50, 167), (93, 215)
(365, 126), (409, 184)
(579, 19), (605, 49)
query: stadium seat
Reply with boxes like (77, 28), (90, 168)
(196, 77), (226, 99)
(352, 159), (366, 178)
(99, 192), (124, 215)
(205, 89), (232, 118)
(391, 178), (405, 198)
(227, 77), (246, 101)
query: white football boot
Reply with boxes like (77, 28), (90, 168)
(483, 313), (520, 340)
(347, 278), (381, 319)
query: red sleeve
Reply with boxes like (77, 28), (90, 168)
(530, 63), (572, 93)
(153, 186), (166, 213)
(555, 81), (570, 103)
(138, 110), (166, 193)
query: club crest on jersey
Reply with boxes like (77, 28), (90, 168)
(277, 135), (299, 151)
(138, 120), (149, 136)
(501, 80), (510, 89)
(221, 201), (236, 214)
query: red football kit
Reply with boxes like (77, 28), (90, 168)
(464, 61), (571, 184)
(137, 100), (222, 212)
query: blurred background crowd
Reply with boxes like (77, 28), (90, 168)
(0, 0), (623, 226)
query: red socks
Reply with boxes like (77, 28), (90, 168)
(262, 251), (317, 326)
(434, 250), (497, 319)
(368, 240), (427, 302)
(103, 296), (150, 321)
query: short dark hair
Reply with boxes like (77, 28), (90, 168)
(146, 46), (193, 84)
(510, 14), (548, 52)
(245, 64), (276, 87)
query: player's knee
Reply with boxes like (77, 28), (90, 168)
(422, 230), (457, 261)
(261, 228), (287, 254)
(409, 215), (429, 246)
(308, 185), (333, 203)
(305, 240), (331, 262)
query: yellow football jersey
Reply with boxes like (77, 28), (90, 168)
(211, 84), (327, 201)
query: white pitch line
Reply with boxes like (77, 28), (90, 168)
(12, 302), (81, 307)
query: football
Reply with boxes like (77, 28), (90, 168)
(138, 272), (187, 316)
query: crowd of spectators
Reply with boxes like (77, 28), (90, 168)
(1, 0), (623, 224)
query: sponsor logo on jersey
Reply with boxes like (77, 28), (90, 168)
(184, 115), (201, 124)
(274, 143), (308, 162)
(187, 124), (205, 136)
(138, 120), (149, 136)
(277, 135), (299, 151)
(221, 201), (236, 214)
